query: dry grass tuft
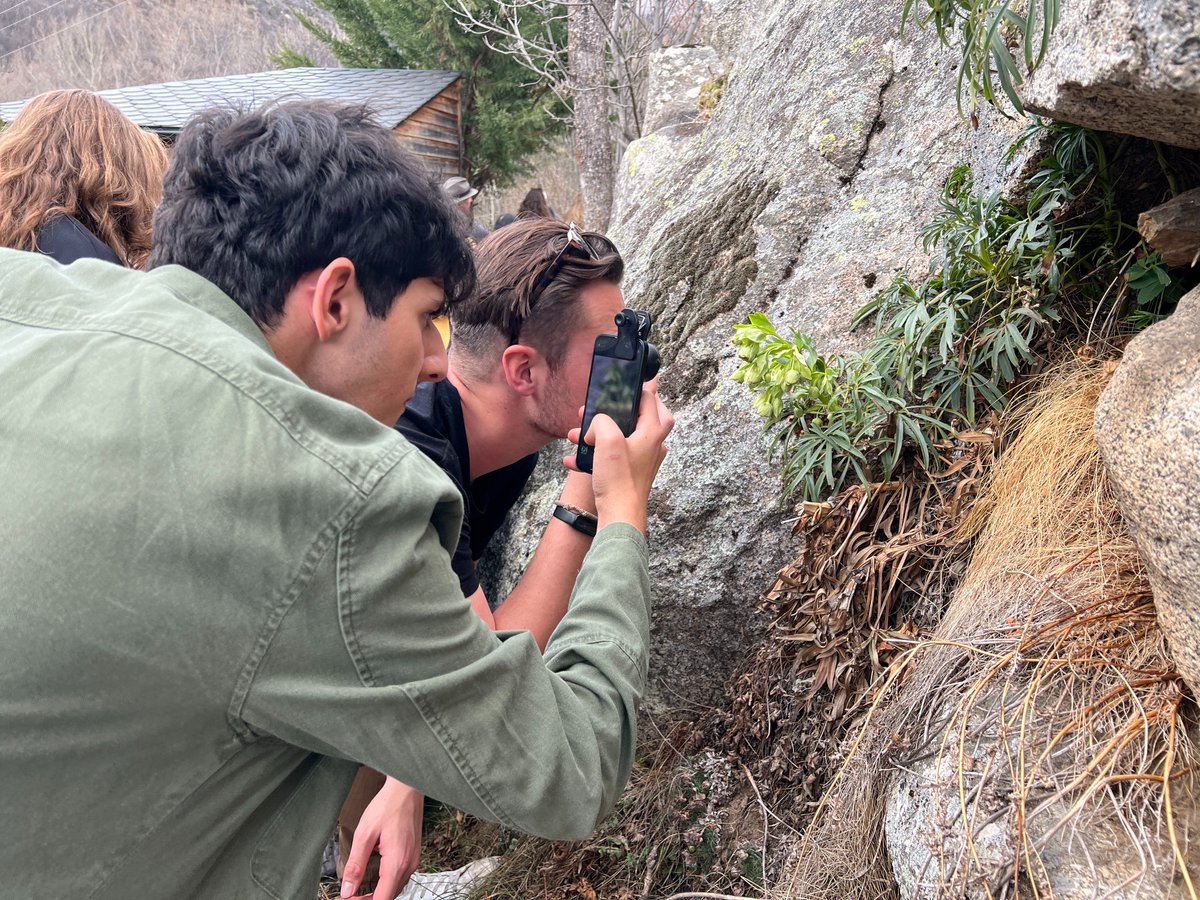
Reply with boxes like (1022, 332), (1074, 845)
(782, 359), (1199, 899)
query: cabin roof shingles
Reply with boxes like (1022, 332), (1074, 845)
(0, 67), (459, 133)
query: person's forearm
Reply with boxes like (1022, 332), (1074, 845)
(491, 472), (595, 649)
(491, 524), (589, 648)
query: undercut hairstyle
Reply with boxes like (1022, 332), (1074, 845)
(0, 89), (169, 268)
(149, 101), (475, 327)
(451, 219), (623, 372)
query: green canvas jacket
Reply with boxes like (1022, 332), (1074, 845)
(0, 250), (651, 898)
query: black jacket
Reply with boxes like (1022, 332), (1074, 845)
(35, 215), (121, 266)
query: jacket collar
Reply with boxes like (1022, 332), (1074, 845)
(152, 264), (274, 356)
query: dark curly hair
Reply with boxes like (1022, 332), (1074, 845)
(150, 100), (475, 327)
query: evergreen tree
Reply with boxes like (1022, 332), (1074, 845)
(290, 0), (567, 186)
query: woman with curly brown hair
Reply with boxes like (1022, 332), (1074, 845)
(0, 89), (168, 268)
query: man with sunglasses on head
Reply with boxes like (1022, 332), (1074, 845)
(0, 102), (675, 900)
(337, 218), (643, 897)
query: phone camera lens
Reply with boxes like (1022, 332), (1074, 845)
(644, 344), (661, 381)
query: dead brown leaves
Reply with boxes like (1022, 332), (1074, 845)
(707, 434), (992, 837)
(770, 435), (990, 715)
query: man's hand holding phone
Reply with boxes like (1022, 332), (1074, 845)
(565, 381), (674, 534)
(573, 308), (661, 474)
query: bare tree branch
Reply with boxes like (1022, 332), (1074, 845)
(440, 0), (707, 225)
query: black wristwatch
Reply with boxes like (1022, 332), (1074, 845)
(553, 502), (598, 538)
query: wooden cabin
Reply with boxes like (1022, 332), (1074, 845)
(0, 67), (464, 180)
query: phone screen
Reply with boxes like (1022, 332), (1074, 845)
(583, 353), (642, 435)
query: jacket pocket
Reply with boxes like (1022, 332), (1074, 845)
(250, 753), (356, 899)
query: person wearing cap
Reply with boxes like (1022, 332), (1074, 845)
(442, 175), (490, 243)
(337, 217), (650, 898)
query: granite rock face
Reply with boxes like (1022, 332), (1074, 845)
(1096, 285), (1200, 697)
(885, 698), (1197, 900)
(485, 0), (1031, 710)
(643, 46), (722, 134)
(1023, 0), (1200, 149)
(609, 0), (1028, 709)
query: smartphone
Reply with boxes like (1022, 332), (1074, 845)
(575, 310), (656, 474)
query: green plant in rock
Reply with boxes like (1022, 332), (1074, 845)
(735, 122), (1187, 504)
(855, 142), (1095, 425)
(732, 314), (946, 502)
(736, 843), (765, 884)
(1124, 252), (1184, 329)
(900, 0), (1061, 116)
(697, 73), (727, 119)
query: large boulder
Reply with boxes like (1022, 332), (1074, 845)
(1096, 285), (1200, 696)
(1023, 0), (1200, 149)
(486, 0), (1031, 710)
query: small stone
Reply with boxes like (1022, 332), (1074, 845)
(1138, 188), (1200, 267)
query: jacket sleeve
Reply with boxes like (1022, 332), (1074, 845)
(237, 454), (651, 840)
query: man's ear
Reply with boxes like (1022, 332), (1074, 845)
(308, 257), (360, 342)
(500, 343), (545, 397)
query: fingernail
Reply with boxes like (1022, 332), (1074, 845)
(340, 881), (353, 898)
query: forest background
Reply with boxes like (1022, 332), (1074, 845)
(0, 0), (591, 226)
(0, 0), (708, 226)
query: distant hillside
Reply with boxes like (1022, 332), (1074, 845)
(0, 0), (337, 102)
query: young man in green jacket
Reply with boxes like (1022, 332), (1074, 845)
(339, 219), (634, 897)
(0, 101), (672, 899)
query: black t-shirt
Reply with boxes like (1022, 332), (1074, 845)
(35, 215), (121, 266)
(396, 379), (537, 597)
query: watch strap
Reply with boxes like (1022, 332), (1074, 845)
(553, 502), (598, 538)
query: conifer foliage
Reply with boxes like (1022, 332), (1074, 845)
(289, 0), (567, 185)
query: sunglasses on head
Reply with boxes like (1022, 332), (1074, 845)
(510, 223), (618, 344)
